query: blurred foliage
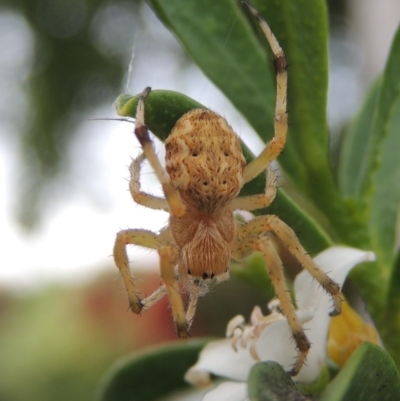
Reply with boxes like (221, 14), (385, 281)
(0, 267), (267, 400)
(0, 0), (141, 228)
(98, 339), (209, 401)
(0, 277), (133, 401)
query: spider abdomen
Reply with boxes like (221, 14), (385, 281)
(165, 109), (246, 214)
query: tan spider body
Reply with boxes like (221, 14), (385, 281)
(166, 109), (245, 280)
(113, 3), (341, 376)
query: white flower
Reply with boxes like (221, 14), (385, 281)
(185, 247), (376, 401)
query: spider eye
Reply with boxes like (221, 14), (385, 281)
(224, 152), (229, 157)
(203, 181), (208, 186)
(192, 152), (198, 157)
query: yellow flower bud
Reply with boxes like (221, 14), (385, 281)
(327, 300), (379, 367)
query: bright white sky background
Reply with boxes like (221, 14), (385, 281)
(0, 1), (398, 294)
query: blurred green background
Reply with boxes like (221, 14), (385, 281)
(0, 0), (399, 400)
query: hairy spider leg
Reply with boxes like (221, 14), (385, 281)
(231, 218), (331, 375)
(113, 229), (165, 313)
(113, 227), (190, 337)
(123, 146), (197, 336)
(185, 294), (199, 332)
(238, 215), (342, 315)
(231, 166), (277, 211)
(158, 245), (188, 337)
(255, 236), (311, 375)
(231, 232), (310, 375)
(231, 213), (342, 374)
(133, 87), (186, 217)
(129, 152), (169, 211)
(243, 2), (288, 183)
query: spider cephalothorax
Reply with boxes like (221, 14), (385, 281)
(113, 2), (342, 376)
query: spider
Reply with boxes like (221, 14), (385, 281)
(113, 2), (341, 375)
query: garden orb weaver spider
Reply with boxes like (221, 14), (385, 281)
(113, 2), (341, 376)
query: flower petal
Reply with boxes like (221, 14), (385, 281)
(255, 307), (314, 372)
(185, 339), (256, 385)
(201, 382), (249, 401)
(295, 247), (376, 310)
(186, 248), (375, 387)
(293, 246), (375, 382)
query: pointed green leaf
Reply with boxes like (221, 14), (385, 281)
(362, 25), (400, 199)
(367, 25), (400, 279)
(385, 251), (400, 369)
(338, 78), (382, 200)
(320, 343), (400, 401)
(146, 0), (341, 210)
(336, 27), (400, 351)
(367, 28), (400, 273)
(369, 94), (400, 271)
(97, 339), (208, 401)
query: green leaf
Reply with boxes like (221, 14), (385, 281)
(116, 91), (206, 139)
(97, 339), (208, 401)
(338, 78), (382, 200)
(362, 25), (400, 203)
(367, 26), (400, 273)
(360, 26), (400, 318)
(335, 79), (382, 250)
(354, 29), (400, 346)
(337, 26), (400, 357)
(248, 361), (310, 401)
(248, 0), (332, 193)
(233, 253), (274, 298)
(320, 343), (400, 401)
(146, 0), (341, 211)
(267, 190), (332, 253)
(368, 93), (400, 278)
(385, 251), (400, 369)
(148, 0), (276, 146)
(246, 345), (400, 401)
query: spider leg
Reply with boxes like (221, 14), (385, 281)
(231, 167), (276, 211)
(129, 152), (169, 211)
(113, 228), (165, 313)
(232, 233), (310, 375)
(134, 87), (186, 217)
(158, 245), (188, 337)
(243, 2), (288, 183)
(185, 293), (199, 332)
(141, 285), (167, 310)
(256, 236), (311, 375)
(237, 215), (342, 315)
(114, 228), (188, 336)
(232, 210), (343, 375)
